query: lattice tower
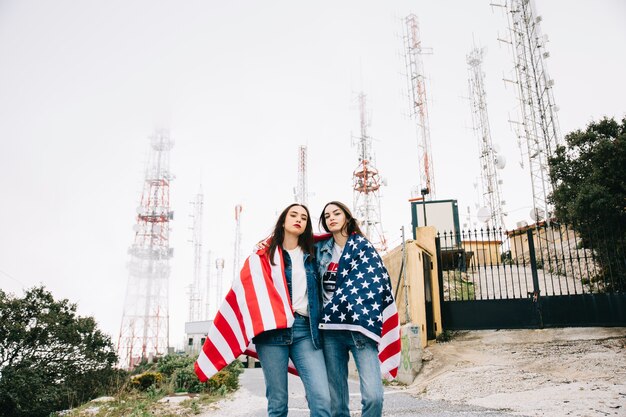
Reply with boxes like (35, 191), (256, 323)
(467, 47), (507, 230)
(352, 92), (387, 252)
(232, 205), (243, 282)
(404, 14), (436, 199)
(215, 258), (225, 313)
(497, 0), (561, 221)
(294, 145), (308, 206)
(187, 190), (203, 322)
(118, 128), (174, 369)
(204, 250), (213, 319)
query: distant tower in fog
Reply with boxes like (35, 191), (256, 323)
(118, 128), (174, 369)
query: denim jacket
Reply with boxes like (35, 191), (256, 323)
(253, 249), (324, 349)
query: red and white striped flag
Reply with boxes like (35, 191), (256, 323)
(194, 246), (294, 382)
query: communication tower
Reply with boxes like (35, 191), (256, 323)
(294, 145), (308, 206)
(232, 205), (243, 281)
(204, 250), (213, 319)
(187, 189), (203, 322)
(467, 46), (507, 230)
(404, 14), (436, 199)
(215, 258), (225, 310)
(118, 128), (174, 369)
(352, 92), (387, 252)
(495, 0), (561, 221)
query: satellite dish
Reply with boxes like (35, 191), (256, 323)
(477, 206), (491, 223)
(530, 207), (546, 222)
(495, 155), (507, 169)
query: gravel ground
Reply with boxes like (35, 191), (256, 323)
(409, 327), (626, 416)
(197, 327), (625, 416)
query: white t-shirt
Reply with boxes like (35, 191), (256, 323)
(322, 243), (343, 305)
(286, 246), (308, 316)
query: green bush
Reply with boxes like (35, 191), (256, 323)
(130, 372), (163, 391)
(207, 361), (244, 393)
(171, 366), (206, 393)
(157, 354), (195, 378)
(163, 356), (243, 394)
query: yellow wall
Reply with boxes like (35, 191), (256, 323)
(383, 226), (442, 348)
(461, 240), (502, 266)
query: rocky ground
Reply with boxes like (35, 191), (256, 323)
(409, 327), (626, 416)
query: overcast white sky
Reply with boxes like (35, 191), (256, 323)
(1, 1), (624, 349)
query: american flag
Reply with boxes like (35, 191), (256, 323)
(318, 234), (401, 379)
(194, 245), (296, 382)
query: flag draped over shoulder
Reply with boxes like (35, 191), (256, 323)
(318, 234), (401, 380)
(194, 246), (294, 382)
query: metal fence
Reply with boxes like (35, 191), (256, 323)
(437, 222), (626, 302)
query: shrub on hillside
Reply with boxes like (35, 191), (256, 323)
(130, 372), (164, 391)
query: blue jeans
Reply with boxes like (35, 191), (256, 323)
(322, 330), (383, 417)
(256, 315), (331, 417)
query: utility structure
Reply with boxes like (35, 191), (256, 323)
(404, 14), (436, 199)
(294, 145), (308, 206)
(496, 0), (560, 222)
(352, 92), (387, 252)
(467, 46), (507, 230)
(187, 189), (203, 322)
(204, 250), (213, 319)
(232, 204), (243, 282)
(118, 129), (174, 369)
(215, 258), (225, 312)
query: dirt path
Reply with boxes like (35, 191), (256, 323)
(407, 327), (626, 416)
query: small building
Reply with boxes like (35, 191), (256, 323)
(461, 239), (502, 267)
(184, 320), (212, 356)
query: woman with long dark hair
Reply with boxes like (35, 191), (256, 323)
(253, 203), (331, 417)
(316, 201), (400, 417)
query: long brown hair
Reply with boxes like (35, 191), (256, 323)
(319, 201), (363, 236)
(268, 203), (315, 265)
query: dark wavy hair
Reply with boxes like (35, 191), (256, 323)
(268, 203), (315, 265)
(319, 201), (363, 236)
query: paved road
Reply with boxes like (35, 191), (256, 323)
(200, 368), (521, 416)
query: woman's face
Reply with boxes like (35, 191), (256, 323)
(284, 205), (308, 237)
(324, 204), (347, 234)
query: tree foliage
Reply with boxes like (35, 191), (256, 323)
(0, 286), (120, 417)
(549, 116), (626, 289)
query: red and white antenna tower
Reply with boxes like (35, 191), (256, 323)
(187, 189), (203, 322)
(404, 14), (436, 199)
(467, 46), (507, 230)
(118, 128), (174, 369)
(294, 145), (308, 206)
(232, 204), (243, 282)
(352, 92), (387, 252)
(495, 0), (561, 222)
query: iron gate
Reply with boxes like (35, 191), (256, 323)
(436, 222), (626, 329)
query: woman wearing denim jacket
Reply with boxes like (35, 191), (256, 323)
(253, 203), (331, 417)
(316, 201), (389, 417)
